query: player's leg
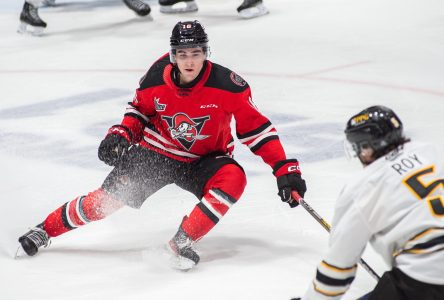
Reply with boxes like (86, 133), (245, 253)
(18, 0), (47, 36)
(159, 0), (198, 14)
(17, 146), (168, 257)
(170, 156), (247, 268)
(122, 0), (151, 17)
(366, 268), (444, 300)
(18, 189), (124, 257)
(180, 163), (246, 241)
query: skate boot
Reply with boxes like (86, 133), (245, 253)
(237, 0), (269, 19)
(167, 227), (200, 270)
(17, 223), (51, 257)
(18, 2), (47, 36)
(122, 0), (151, 16)
(159, 0), (198, 14)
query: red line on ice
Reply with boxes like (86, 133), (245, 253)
(1, 61), (443, 97)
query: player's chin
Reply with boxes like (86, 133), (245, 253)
(185, 71), (198, 80)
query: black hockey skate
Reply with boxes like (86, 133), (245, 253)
(122, 0), (151, 16)
(237, 0), (269, 19)
(167, 227), (200, 270)
(17, 223), (51, 257)
(18, 2), (47, 36)
(159, 0), (198, 14)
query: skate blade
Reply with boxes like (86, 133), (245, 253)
(143, 14), (154, 21)
(17, 22), (45, 36)
(165, 244), (196, 271)
(160, 1), (198, 14)
(238, 3), (269, 19)
(169, 254), (196, 271)
(15, 244), (27, 259)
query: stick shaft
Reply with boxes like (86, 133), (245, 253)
(291, 191), (381, 281)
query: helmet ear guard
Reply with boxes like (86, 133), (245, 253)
(344, 105), (406, 164)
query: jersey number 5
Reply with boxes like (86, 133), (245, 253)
(403, 165), (444, 217)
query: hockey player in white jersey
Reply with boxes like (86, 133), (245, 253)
(293, 105), (444, 300)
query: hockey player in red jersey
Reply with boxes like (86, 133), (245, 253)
(18, 20), (306, 269)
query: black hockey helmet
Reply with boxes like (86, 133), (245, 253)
(345, 105), (405, 164)
(170, 20), (209, 49)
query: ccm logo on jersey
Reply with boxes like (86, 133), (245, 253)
(110, 128), (126, 135)
(200, 104), (218, 109)
(288, 165), (300, 172)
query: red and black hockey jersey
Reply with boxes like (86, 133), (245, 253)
(115, 54), (287, 168)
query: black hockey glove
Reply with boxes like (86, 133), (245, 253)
(98, 126), (131, 166)
(273, 159), (307, 208)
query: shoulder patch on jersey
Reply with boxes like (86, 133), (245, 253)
(139, 54), (170, 91)
(205, 63), (249, 93)
(230, 72), (247, 87)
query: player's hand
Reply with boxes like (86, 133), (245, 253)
(273, 159), (307, 208)
(98, 134), (130, 166)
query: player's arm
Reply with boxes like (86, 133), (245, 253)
(106, 54), (167, 145)
(233, 88), (306, 206)
(119, 89), (153, 143)
(302, 197), (372, 300)
(98, 56), (168, 166)
(98, 87), (155, 166)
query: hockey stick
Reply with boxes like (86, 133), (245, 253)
(291, 191), (381, 281)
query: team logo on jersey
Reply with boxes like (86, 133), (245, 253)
(154, 97), (167, 111)
(230, 72), (247, 87)
(162, 113), (211, 150)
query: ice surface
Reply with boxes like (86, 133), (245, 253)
(1, 0), (444, 299)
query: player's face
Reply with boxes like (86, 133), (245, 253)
(358, 143), (375, 165)
(175, 48), (206, 84)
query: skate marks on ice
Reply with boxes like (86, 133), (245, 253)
(141, 244), (197, 272)
(0, 88), (131, 169)
(47, 17), (154, 38)
(0, 111), (343, 169)
(198, 236), (303, 265)
(139, 236), (304, 272)
(0, 89), (343, 170)
(269, 112), (345, 163)
(0, 88), (129, 119)
(236, 112), (345, 168)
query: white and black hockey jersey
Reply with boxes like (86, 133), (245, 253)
(303, 141), (444, 300)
